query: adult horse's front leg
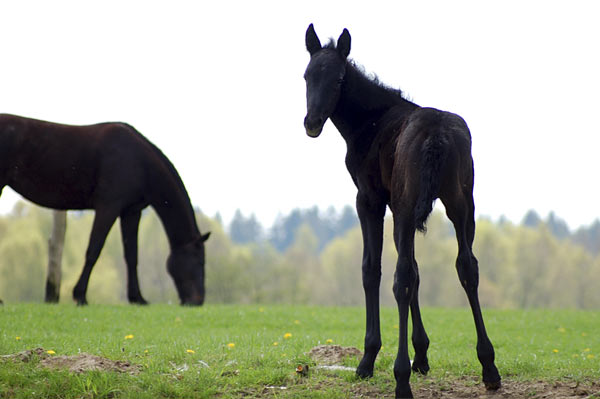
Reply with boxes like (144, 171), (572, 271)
(355, 194), (386, 379)
(120, 209), (147, 305)
(73, 208), (119, 305)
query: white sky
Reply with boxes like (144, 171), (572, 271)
(1, 1), (599, 230)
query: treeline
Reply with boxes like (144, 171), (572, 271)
(0, 202), (599, 308)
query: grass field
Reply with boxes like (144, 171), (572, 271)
(0, 304), (599, 398)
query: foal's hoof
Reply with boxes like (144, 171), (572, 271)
(411, 357), (430, 375)
(395, 386), (414, 399)
(356, 364), (374, 379)
(484, 379), (502, 390)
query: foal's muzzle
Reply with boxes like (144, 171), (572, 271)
(304, 114), (324, 138)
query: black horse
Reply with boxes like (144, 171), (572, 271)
(304, 25), (501, 398)
(0, 114), (209, 305)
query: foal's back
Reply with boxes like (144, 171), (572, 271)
(0, 114), (154, 210)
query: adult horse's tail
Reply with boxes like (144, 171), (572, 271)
(414, 133), (448, 233)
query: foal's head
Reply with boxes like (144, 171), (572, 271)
(167, 232), (210, 305)
(303, 24), (351, 138)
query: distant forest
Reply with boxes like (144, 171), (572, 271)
(1, 202), (599, 309)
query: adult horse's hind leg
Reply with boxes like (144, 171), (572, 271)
(120, 209), (147, 305)
(443, 192), (501, 390)
(73, 208), (120, 305)
(355, 194), (386, 379)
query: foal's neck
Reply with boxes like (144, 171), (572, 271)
(331, 61), (416, 143)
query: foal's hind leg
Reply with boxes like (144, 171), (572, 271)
(444, 193), (501, 390)
(392, 213), (418, 399)
(410, 272), (430, 375)
(73, 208), (120, 305)
(120, 209), (147, 305)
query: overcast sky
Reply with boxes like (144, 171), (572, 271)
(1, 1), (598, 230)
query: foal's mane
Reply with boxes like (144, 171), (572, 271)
(324, 38), (412, 105)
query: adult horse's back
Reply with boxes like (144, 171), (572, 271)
(303, 25), (501, 398)
(0, 113), (209, 305)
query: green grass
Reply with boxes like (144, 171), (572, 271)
(0, 304), (598, 398)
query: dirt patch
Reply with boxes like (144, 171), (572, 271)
(413, 377), (600, 399)
(2, 347), (141, 375)
(308, 345), (362, 365)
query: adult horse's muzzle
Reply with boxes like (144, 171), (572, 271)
(304, 114), (324, 138)
(181, 292), (204, 306)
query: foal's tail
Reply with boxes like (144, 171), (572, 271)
(414, 133), (449, 233)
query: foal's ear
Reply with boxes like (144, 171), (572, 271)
(337, 28), (351, 58)
(306, 23), (322, 55)
(201, 232), (211, 242)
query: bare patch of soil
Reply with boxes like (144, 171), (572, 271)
(308, 345), (362, 365)
(2, 347), (141, 375)
(413, 378), (600, 399)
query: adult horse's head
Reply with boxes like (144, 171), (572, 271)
(303, 24), (351, 138)
(167, 232), (210, 305)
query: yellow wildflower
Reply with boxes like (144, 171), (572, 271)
(273, 342), (279, 346)
(284, 333), (292, 339)
(227, 343), (235, 349)
(584, 348), (591, 352)
(186, 349), (195, 354)
(557, 327), (566, 333)
(124, 334), (134, 340)
(326, 339), (333, 344)
(294, 320), (300, 325)
(46, 350), (56, 355)
(15, 336), (21, 341)
(552, 349), (559, 353)
(587, 354), (595, 359)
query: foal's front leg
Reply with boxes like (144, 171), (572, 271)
(355, 195), (386, 379)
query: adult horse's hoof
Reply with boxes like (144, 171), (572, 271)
(129, 296), (148, 305)
(75, 298), (88, 306)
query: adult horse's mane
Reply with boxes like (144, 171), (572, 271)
(121, 122), (198, 223)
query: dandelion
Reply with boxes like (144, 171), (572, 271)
(144, 349), (149, 353)
(294, 320), (300, 325)
(326, 339), (333, 344)
(46, 350), (56, 355)
(284, 333), (292, 339)
(587, 354), (596, 359)
(584, 348), (591, 352)
(15, 336), (21, 341)
(227, 343), (235, 349)
(273, 342), (279, 346)
(186, 349), (195, 354)
(552, 349), (559, 353)
(557, 327), (566, 333)
(124, 334), (134, 340)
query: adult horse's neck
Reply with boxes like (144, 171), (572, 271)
(331, 61), (417, 144)
(147, 155), (201, 250)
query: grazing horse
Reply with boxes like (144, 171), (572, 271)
(303, 25), (501, 398)
(0, 114), (209, 305)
